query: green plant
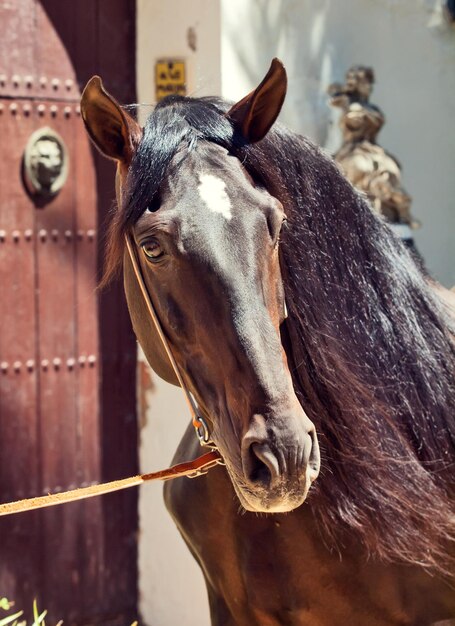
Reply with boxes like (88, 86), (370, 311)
(0, 598), (138, 626)
(0, 599), (60, 626)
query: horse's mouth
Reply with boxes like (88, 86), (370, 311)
(227, 465), (316, 514)
(213, 419), (320, 513)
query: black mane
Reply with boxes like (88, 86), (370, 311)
(109, 95), (455, 577)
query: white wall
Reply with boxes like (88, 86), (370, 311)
(222, 0), (455, 287)
(136, 2), (220, 624)
(137, 0), (221, 122)
(136, 350), (210, 626)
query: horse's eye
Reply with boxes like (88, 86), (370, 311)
(142, 239), (164, 261)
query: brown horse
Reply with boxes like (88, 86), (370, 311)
(81, 60), (455, 625)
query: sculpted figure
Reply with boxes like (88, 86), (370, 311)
(23, 128), (68, 198)
(328, 66), (420, 230)
(29, 138), (63, 189)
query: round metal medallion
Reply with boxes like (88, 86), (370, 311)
(23, 127), (69, 198)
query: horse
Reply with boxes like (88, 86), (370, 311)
(81, 59), (455, 625)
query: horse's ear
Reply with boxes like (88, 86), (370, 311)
(80, 76), (141, 164)
(227, 58), (287, 143)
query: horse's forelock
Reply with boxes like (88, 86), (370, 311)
(101, 96), (238, 286)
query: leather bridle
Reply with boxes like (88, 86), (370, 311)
(124, 233), (217, 448)
(125, 231), (227, 456)
(0, 233), (224, 517)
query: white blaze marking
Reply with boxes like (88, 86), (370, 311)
(198, 173), (232, 220)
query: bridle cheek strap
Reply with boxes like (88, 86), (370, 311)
(124, 233), (216, 447)
(0, 234), (224, 517)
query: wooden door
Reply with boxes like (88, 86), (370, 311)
(0, 2), (138, 624)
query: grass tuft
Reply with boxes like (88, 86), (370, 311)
(0, 598), (138, 626)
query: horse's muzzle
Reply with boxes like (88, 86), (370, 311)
(237, 414), (320, 513)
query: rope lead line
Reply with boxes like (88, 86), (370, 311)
(0, 450), (223, 516)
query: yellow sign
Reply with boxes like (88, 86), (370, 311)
(155, 59), (186, 102)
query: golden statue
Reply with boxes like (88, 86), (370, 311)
(328, 66), (420, 231)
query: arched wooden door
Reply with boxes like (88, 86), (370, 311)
(0, 2), (138, 624)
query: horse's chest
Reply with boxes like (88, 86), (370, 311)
(163, 430), (453, 625)
(165, 466), (309, 624)
(164, 465), (423, 626)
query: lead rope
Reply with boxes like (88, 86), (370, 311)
(0, 451), (223, 516)
(0, 234), (223, 517)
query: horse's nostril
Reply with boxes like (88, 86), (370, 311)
(246, 443), (280, 488)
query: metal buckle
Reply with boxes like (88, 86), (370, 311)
(187, 456), (225, 479)
(194, 415), (213, 446)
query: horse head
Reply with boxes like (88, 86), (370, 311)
(81, 60), (320, 513)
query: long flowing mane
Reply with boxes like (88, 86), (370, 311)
(105, 95), (455, 577)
